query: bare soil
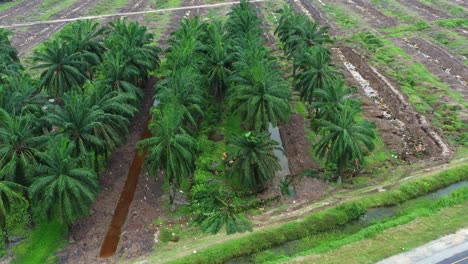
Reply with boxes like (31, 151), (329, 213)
(58, 0), (194, 262)
(395, 0), (450, 20)
(343, 0), (399, 28)
(394, 37), (468, 104)
(11, 0), (99, 55)
(57, 78), (162, 264)
(0, 0), (42, 24)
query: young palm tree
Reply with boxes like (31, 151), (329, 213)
(97, 52), (143, 100)
(294, 45), (339, 105)
(154, 68), (205, 130)
(0, 109), (47, 186)
(314, 104), (376, 183)
(199, 22), (233, 103)
(228, 132), (281, 191)
(137, 105), (198, 208)
(0, 29), (19, 64)
(61, 20), (107, 58)
(0, 29), (22, 78)
(0, 181), (26, 248)
(229, 61), (291, 132)
(225, 0), (262, 39)
(86, 83), (137, 168)
(311, 78), (360, 120)
(60, 20), (107, 79)
(106, 19), (160, 83)
(29, 138), (99, 225)
(32, 40), (91, 98)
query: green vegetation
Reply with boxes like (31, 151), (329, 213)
(435, 18), (468, 28)
(0, 0), (21, 12)
(322, 5), (357, 29)
(349, 31), (467, 144)
(167, 164), (468, 263)
(0, 18), (160, 260)
(276, 6), (376, 182)
(284, 202), (468, 263)
(257, 187), (468, 263)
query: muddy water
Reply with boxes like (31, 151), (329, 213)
(99, 120), (152, 258)
(268, 124), (296, 197)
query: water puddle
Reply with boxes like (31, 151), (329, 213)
(99, 119), (152, 258)
(268, 124), (296, 197)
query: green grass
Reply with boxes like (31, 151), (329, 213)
(0, 0), (23, 12)
(37, 0), (77, 20)
(435, 18), (468, 28)
(11, 220), (67, 264)
(369, 0), (416, 23)
(164, 164), (468, 264)
(348, 32), (467, 144)
(277, 201), (468, 263)
(322, 5), (357, 29)
(255, 186), (468, 263)
(88, 0), (128, 15)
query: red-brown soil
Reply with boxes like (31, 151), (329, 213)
(57, 77), (163, 264)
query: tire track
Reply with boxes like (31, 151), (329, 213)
(0, 0), (42, 23)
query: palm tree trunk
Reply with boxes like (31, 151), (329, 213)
(2, 223), (9, 249)
(94, 151), (99, 173)
(169, 180), (175, 212)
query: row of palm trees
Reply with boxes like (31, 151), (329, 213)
(275, 5), (376, 183)
(139, 0), (291, 205)
(0, 19), (159, 247)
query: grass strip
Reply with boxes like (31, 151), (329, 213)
(287, 200), (468, 263)
(11, 220), (67, 264)
(258, 186), (468, 263)
(167, 164), (468, 264)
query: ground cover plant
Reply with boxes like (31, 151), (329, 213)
(1, 0), (467, 263)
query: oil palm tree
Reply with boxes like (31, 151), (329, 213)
(311, 78), (360, 120)
(46, 92), (105, 159)
(97, 52), (143, 101)
(294, 45), (339, 105)
(200, 22), (233, 103)
(314, 104), (376, 183)
(154, 68), (205, 130)
(225, 0), (261, 39)
(228, 131), (281, 191)
(106, 19), (160, 83)
(32, 40), (91, 98)
(137, 105), (198, 208)
(0, 181), (26, 248)
(29, 137), (98, 225)
(0, 29), (22, 78)
(0, 109), (47, 186)
(229, 61), (291, 132)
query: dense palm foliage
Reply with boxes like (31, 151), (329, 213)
(0, 181), (26, 247)
(314, 106), (376, 183)
(29, 138), (99, 225)
(228, 132), (281, 191)
(138, 106), (198, 206)
(0, 18), (160, 240)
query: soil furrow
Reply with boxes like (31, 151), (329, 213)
(283, 0), (453, 162)
(394, 37), (468, 100)
(343, 0), (399, 28)
(11, 0), (98, 55)
(57, 0), (191, 263)
(0, 0), (42, 23)
(394, 0), (450, 20)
